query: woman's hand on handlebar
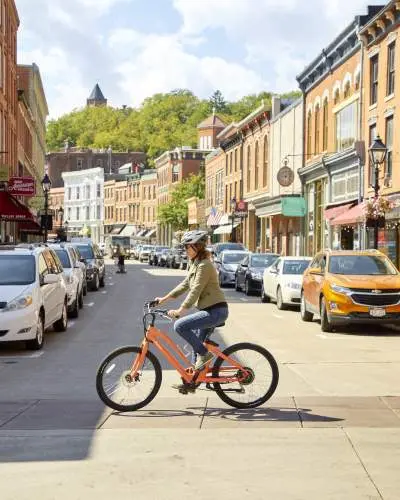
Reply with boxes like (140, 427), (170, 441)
(154, 296), (169, 305)
(168, 307), (185, 319)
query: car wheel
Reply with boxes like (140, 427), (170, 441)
(99, 274), (105, 287)
(91, 273), (100, 291)
(219, 273), (225, 288)
(26, 314), (44, 350)
(69, 293), (79, 318)
(276, 287), (286, 310)
(54, 301), (68, 332)
(245, 279), (252, 296)
(300, 291), (313, 322)
(78, 288), (84, 309)
(235, 276), (241, 292)
(261, 284), (270, 303)
(320, 297), (333, 333)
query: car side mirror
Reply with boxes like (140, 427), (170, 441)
(309, 267), (322, 275)
(43, 274), (59, 285)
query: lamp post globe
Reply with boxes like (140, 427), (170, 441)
(230, 197), (237, 243)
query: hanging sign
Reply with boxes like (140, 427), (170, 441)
(8, 177), (36, 196)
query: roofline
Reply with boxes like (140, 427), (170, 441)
(359, 1), (396, 34)
(17, 64), (49, 115)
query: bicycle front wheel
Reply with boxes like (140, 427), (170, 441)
(212, 342), (279, 409)
(96, 346), (162, 412)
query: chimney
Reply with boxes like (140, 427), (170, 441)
(271, 96), (281, 120)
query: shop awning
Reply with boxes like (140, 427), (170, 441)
(331, 202), (365, 226)
(325, 202), (355, 226)
(213, 223), (240, 235)
(0, 191), (35, 222)
(119, 224), (137, 237)
(207, 209), (223, 227)
(18, 220), (42, 234)
(145, 229), (156, 239)
(136, 229), (147, 237)
(110, 224), (126, 235)
(218, 214), (231, 226)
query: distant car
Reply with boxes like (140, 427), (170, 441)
(262, 256), (312, 309)
(0, 245), (68, 350)
(72, 241), (105, 291)
(98, 242), (106, 255)
(158, 248), (170, 267)
(166, 246), (186, 269)
(67, 244), (88, 296)
(213, 242), (246, 261)
(149, 246), (169, 266)
(235, 253), (279, 295)
(215, 250), (249, 287)
(50, 243), (85, 318)
(138, 245), (154, 262)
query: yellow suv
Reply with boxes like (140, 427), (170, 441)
(301, 250), (400, 332)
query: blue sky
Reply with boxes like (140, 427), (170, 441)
(15, 0), (384, 119)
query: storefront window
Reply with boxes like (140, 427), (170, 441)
(335, 101), (358, 152)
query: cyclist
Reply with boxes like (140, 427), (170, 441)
(155, 230), (228, 372)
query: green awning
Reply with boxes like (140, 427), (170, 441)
(281, 197), (306, 217)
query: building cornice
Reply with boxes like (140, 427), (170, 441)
(359, 1), (400, 47)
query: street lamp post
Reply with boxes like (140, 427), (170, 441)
(41, 173), (52, 243)
(369, 135), (388, 250)
(64, 220), (69, 242)
(230, 197), (237, 243)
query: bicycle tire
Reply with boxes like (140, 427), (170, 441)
(212, 342), (279, 409)
(96, 346), (162, 412)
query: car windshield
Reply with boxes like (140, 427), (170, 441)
(223, 253), (247, 264)
(54, 249), (71, 268)
(218, 243), (244, 253)
(76, 245), (94, 260)
(283, 260), (310, 275)
(329, 255), (398, 275)
(250, 255), (278, 268)
(0, 255), (35, 285)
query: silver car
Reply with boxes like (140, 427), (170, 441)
(215, 250), (249, 287)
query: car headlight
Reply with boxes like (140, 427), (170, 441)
(1, 294), (33, 313)
(330, 284), (351, 295)
(287, 282), (301, 290)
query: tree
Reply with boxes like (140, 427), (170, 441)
(209, 90), (228, 113)
(158, 173), (205, 230)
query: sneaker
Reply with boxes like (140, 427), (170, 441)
(194, 352), (214, 371)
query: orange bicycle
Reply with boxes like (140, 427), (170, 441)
(96, 302), (279, 412)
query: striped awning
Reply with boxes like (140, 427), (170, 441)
(207, 208), (223, 227)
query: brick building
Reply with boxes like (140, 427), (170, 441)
(297, 6), (381, 256)
(46, 146), (146, 188)
(359, 1), (400, 265)
(205, 148), (225, 237)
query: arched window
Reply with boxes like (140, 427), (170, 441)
(334, 89), (340, 105)
(344, 81), (351, 99)
(254, 141), (259, 190)
(247, 145), (252, 192)
(263, 135), (268, 188)
(314, 105), (320, 154)
(307, 111), (312, 157)
(322, 99), (328, 151)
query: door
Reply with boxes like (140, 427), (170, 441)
(94, 244), (105, 278)
(238, 256), (249, 286)
(265, 259), (280, 298)
(43, 250), (64, 322)
(38, 254), (55, 327)
(306, 254), (326, 311)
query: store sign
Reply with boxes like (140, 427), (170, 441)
(8, 177), (36, 196)
(0, 165), (9, 182)
(234, 200), (248, 218)
(282, 197), (306, 217)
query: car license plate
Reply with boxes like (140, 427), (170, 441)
(370, 307), (386, 318)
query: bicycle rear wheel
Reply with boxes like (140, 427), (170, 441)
(212, 342), (279, 409)
(96, 346), (162, 412)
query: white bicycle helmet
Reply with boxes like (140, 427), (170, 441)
(181, 230), (208, 245)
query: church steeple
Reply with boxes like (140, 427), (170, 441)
(87, 83), (107, 107)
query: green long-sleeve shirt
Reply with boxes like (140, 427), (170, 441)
(169, 258), (226, 310)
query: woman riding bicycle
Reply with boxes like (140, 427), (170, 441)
(156, 230), (228, 372)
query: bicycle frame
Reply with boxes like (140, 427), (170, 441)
(130, 323), (249, 385)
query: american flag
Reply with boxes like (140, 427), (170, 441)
(207, 208), (223, 227)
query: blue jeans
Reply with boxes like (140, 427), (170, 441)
(174, 305), (229, 357)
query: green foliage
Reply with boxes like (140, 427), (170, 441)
(46, 89), (300, 161)
(157, 174), (205, 230)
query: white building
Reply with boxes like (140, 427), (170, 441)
(62, 167), (104, 244)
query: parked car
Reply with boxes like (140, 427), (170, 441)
(213, 242), (246, 261)
(133, 244), (142, 260)
(138, 245), (154, 262)
(71, 241), (105, 291)
(236, 253), (279, 295)
(50, 243), (86, 318)
(262, 256), (312, 309)
(67, 244), (88, 296)
(149, 245), (168, 266)
(301, 249), (400, 332)
(0, 244), (68, 350)
(166, 245), (186, 269)
(215, 250), (249, 287)
(158, 248), (170, 267)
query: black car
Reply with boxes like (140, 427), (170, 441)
(72, 242), (105, 291)
(213, 242), (246, 261)
(166, 245), (186, 269)
(235, 253), (279, 295)
(149, 246), (169, 266)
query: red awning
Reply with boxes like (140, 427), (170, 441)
(331, 202), (365, 226)
(324, 202), (354, 226)
(18, 220), (42, 234)
(0, 191), (35, 222)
